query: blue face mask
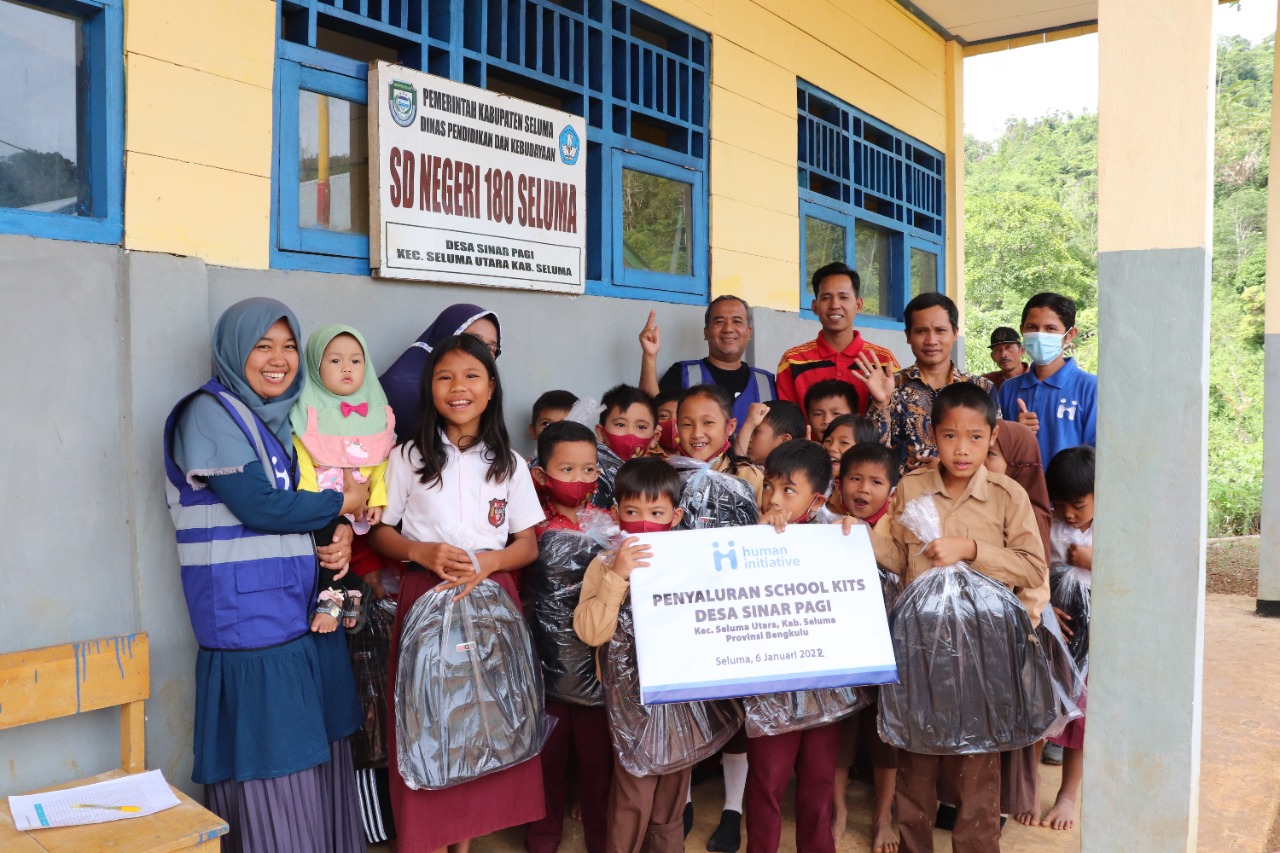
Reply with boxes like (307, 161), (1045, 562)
(1023, 331), (1065, 366)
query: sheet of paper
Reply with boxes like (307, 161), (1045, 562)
(8, 769), (180, 831)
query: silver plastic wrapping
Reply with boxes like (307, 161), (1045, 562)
(395, 578), (546, 790)
(602, 602), (745, 776)
(743, 687), (870, 738)
(1036, 605), (1085, 739)
(523, 515), (619, 706)
(1050, 527), (1092, 678)
(669, 456), (761, 530)
(592, 442), (624, 510)
(877, 496), (1056, 755)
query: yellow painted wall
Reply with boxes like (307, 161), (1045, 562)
(118, 0), (950, 302)
(123, 0), (276, 269)
(647, 0), (949, 311)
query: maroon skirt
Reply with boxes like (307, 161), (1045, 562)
(387, 569), (545, 852)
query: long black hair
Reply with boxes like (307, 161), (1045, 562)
(411, 334), (516, 487)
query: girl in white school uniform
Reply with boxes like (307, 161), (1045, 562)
(370, 333), (546, 853)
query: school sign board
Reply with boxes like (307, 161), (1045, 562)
(369, 61), (587, 292)
(627, 524), (897, 704)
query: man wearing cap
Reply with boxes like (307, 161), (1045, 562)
(983, 327), (1030, 389)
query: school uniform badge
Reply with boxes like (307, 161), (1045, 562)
(488, 498), (507, 527)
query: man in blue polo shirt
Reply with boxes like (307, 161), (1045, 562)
(997, 292), (1097, 467)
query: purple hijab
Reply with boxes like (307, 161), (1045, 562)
(380, 303), (502, 441)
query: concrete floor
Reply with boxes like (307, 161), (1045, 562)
(376, 594), (1280, 853)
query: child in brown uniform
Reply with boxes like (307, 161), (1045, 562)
(866, 383), (1048, 853)
(573, 458), (687, 853)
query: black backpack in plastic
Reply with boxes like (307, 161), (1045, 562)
(396, 579), (546, 789)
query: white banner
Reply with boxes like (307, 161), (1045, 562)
(627, 524), (897, 704)
(369, 61), (587, 292)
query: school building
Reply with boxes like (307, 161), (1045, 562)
(0, 1), (1237, 850)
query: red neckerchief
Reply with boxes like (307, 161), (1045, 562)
(864, 501), (890, 527)
(535, 500), (606, 540)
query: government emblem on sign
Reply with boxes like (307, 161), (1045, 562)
(558, 125), (580, 165)
(389, 80), (417, 127)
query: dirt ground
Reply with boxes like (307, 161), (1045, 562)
(1205, 536), (1260, 597)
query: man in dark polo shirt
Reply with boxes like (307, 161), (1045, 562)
(638, 294), (776, 426)
(983, 327), (1030, 390)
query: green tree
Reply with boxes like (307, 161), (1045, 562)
(964, 34), (1271, 534)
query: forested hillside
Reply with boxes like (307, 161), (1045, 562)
(964, 35), (1270, 536)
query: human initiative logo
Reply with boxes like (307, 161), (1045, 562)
(712, 540), (738, 572)
(389, 80), (417, 127)
(558, 125), (580, 165)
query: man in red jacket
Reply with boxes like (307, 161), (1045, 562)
(776, 261), (899, 416)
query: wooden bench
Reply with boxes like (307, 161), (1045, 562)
(0, 633), (227, 851)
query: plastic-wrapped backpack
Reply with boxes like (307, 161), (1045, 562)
(602, 601), (744, 776)
(877, 496), (1057, 755)
(743, 687), (870, 738)
(349, 588), (396, 766)
(522, 516), (618, 706)
(396, 577), (546, 790)
(592, 442), (623, 511)
(668, 455), (760, 530)
(1036, 605), (1085, 739)
(1050, 526), (1092, 677)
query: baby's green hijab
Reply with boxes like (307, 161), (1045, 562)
(289, 324), (390, 438)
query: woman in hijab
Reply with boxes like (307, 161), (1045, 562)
(163, 297), (367, 852)
(380, 303), (502, 441)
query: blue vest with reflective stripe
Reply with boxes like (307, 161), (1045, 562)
(677, 360), (777, 426)
(163, 380), (317, 650)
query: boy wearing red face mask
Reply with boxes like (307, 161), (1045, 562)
(526, 420), (613, 853)
(574, 458), (687, 853)
(597, 384), (659, 462)
(650, 389), (680, 458)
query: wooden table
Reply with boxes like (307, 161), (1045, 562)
(0, 770), (226, 852)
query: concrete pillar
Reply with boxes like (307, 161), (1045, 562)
(1085, 1), (1214, 851)
(1257, 0), (1280, 616)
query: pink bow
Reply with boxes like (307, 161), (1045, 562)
(340, 401), (368, 418)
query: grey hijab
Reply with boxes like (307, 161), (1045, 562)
(173, 298), (304, 480)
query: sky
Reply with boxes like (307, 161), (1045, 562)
(964, 0), (1278, 140)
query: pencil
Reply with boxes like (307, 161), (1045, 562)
(72, 804), (141, 813)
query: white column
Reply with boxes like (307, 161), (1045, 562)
(1085, 1), (1214, 851)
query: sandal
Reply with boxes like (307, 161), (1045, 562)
(342, 589), (364, 632)
(314, 588), (343, 621)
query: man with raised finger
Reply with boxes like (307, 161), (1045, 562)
(637, 295), (776, 427)
(865, 293), (1001, 475)
(775, 261), (899, 416)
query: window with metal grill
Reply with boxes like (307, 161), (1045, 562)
(797, 81), (943, 326)
(273, 0), (709, 302)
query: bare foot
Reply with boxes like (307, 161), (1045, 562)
(1041, 794), (1077, 831)
(569, 802), (583, 822)
(871, 816), (898, 853)
(311, 612), (337, 633)
(831, 801), (847, 843)
(1014, 810), (1040, 827)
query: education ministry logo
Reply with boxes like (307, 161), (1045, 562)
(558, 125), (580, 165)
(388, 80), (417, 127)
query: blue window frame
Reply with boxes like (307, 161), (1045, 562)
(797, 81), (944, 328)
(0, 0), (123, 244)
(273, 0), (710, 303)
